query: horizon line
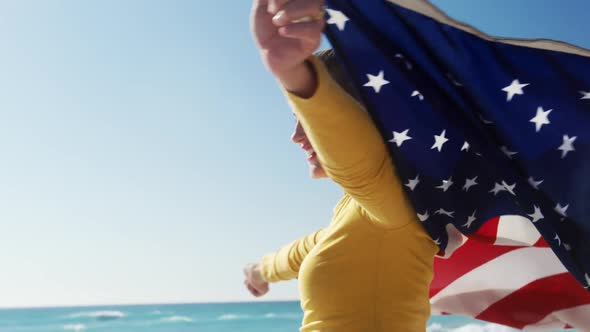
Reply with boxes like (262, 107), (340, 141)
(0, 298), (300, 311)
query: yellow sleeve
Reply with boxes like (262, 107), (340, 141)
(259, 228), (326, 283)
(286, 56), (416, 229)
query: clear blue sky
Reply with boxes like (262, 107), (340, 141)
(0, 0), (588, 308)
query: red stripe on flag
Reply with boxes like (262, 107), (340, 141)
(431, 215), (553, 297)
(476, 273), (590, 329)
(533, 236), (550, 247)
(431, 240), (518, 297)
(468, 216), (501, 244)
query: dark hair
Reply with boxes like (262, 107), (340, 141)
(314, 49), (361, 103)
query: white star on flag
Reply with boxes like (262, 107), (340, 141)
(405, 175), (420, 191)
(527, 205), (544, 223)
(489, 182), (508, 196)
(479, 114), (494, 124)
(463, 211), (477, 228)
(431, 130), (449, 152)
(364, 70), (389, 93)
(394, 53), (413, 70)
(447, 73), (463, 86)
(502, 79), (529, 101)
(554, 234), (562, 246)
(417, 211), (430, 222)
(435, 208), (455, 218)
(528, 177), (544, 190)
(554, 203), (569, 217)
(530, 107), (552, 132)
(411, 90), (424, 100)
(461, 141), (470, 152)
(436, 176), (454, 192)
(502, 181), (517, 196)
(389, 129), (412, 147)
(558, 135), (577, 158)
(325, 8), (349, 31)
(580, 91), (590, 100)
(501, 146), (518, 159)
(463, 176), (478, 192)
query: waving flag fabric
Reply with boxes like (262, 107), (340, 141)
(322, 0), (590, 329)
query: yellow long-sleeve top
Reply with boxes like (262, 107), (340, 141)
(260, 57), (439, 332)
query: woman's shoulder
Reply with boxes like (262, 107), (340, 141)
(332, 194), (352, 216)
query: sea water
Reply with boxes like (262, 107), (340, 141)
(0, 301), (571, 332)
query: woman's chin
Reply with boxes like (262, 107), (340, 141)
(309, 165), (327, 179)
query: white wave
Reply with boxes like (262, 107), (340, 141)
(67, 310), (126, 320)
(428, 323), (444, 331)
(63, 324), (86, 331)
(162, 315), (193, 323)
(428, 322), (518, 332)
(263, 312), (301, 319)
(151, 310), (162, 315)
(217, 314), (250, 320)
(217, 313), (299, 321)
(450, 324), (517, 332)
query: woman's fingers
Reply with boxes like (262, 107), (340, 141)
(244, 280), (255, 294)
(246, 283), (261, 297)
(245, 276), (268, 297)
(272, 0), (324, 26)
(278, 20), (325, 43)
(267, 0), (291, 14)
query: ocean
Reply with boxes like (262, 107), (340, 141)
(0, 301), (570, 332)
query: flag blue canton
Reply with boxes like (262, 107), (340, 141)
(323, 0), (590, 289)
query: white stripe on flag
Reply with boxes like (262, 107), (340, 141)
(495, 215), (541, 247)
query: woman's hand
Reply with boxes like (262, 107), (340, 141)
(243, 263), (270, 297)
(250, 0), (325, 97)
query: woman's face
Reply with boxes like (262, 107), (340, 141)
(291, 119), (327, 179)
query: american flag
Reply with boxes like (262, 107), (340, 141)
(322, 0), (590, 329)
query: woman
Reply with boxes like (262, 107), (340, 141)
(244, 0), (438, 330)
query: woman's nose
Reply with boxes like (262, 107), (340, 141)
(291, 122), (305, 144)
